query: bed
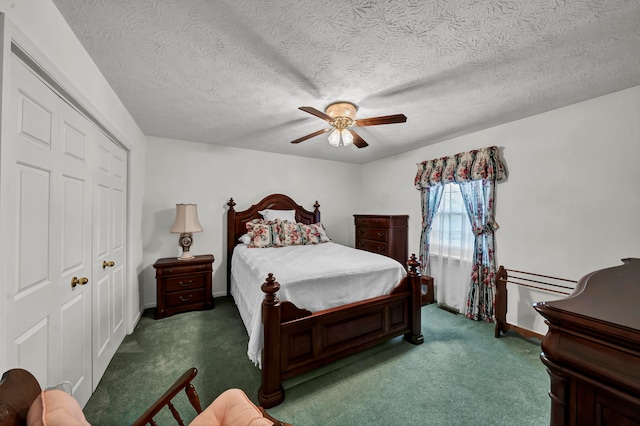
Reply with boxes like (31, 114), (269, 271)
(226, 194), (423, 408)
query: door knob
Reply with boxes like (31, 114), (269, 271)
(71, 276), (89, 288)
(102, 261), (115, 269)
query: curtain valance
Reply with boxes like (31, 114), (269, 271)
(414, 146), (506, 189)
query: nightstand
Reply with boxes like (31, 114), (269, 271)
(153, 254), (214, 319)
(354, 215), (409, 268)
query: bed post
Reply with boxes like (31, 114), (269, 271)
(313, 200), (321, 223)
(226, 198), (236, 296)
(404, 254), (424, 345)
(258, 273), (284, 408)
(494, 265), (508, 338)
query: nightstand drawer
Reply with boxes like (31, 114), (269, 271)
(354, 217), (390, 228)
(165, 289), (205, 308)
(165, 275), (205, 293)
(356, 238), (387, 254)
(356, 227), (388, 242)
(160, 263), (210, 276)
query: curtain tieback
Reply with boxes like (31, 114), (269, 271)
(472, 219), (499, 236)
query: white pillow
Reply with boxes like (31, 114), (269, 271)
(258, 209), (296, 223)
(238, 233), (251, 245)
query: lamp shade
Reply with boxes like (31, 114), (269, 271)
(170, 204), (203, 233)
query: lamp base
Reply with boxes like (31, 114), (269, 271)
(177, 233), (195, 260)
(177, 251), (195, 261)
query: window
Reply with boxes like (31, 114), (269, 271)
(430, 183), (475, 259)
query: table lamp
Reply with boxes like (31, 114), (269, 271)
(170, 203), (203, 260)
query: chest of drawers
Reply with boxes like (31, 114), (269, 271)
(153, 254), (214, 319)
(354, 215), (408, 268)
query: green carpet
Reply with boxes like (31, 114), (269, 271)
(83, 298), (549, 425)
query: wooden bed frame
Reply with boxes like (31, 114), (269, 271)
(494, 265), (577, 340)
(227, 193), (423, 408)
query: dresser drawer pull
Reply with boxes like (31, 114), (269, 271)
(377, 232), (385, 237)
(358, 242), (364, 247)
(179, 294), (193, 302)
(168, 269), (173, 273)
(179, 280), (193, 287)
(378, 245), (385, 251)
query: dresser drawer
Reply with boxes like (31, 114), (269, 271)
(354, 216), (390, 228)
(165, 274), (205, 293)
(159, 263), (210, 276)
(356, 238), (388, 254)
(165, 289), (205, 308)
(356, 226), (388, 242)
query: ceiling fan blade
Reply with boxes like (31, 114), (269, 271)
(355, 114), (407, 127)
(299, 106), (334, 122)
(291, 128), (331, 144)
(348, 130), (369, 148)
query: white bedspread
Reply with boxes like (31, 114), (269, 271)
(230, 242), (406, 367)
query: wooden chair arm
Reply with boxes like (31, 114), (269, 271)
(0, 369), (42, 426)
(132, 368), (202, 426)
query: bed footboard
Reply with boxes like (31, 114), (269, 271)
(494, 266), (577, 339)
(259, 255), (423, 408)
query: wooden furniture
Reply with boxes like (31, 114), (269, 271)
(421, 276), (435, 305)
(153, 254), (214, 319)
(227, 194), (423, 408)
(0, 368), (289, 426)
(533, 259), (640, 426)
(494, 266), (576, 339)
(133, 368), (290, 426)
(354, 214), (408, 267)
(0, 369), (40, 425)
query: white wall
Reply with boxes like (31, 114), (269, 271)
(0, 0), (147, 335)
(142, 137), (361, 305)
(359, 85), (640, 334)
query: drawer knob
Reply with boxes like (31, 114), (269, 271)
(377, 232), (384, 237)
(179, 294), (193, 302)
(180, 280), (193, 287)
(378, 245), (385, 251)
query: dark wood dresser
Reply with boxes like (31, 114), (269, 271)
(533, 258), (640, 425)
(354, 215), (408, 268)
(153, 254), (214, 319)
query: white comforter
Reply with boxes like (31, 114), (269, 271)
(230, 242), (406, 367)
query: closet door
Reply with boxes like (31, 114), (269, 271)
(2, 53), (93, 406)
(91, 129), (127, 387)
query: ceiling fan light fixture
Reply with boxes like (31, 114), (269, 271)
(328, 129), (341, 146)
(341, 129), (354, 146)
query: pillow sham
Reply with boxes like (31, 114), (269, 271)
(301, 222), (331, 244)
(278, 220), (304, 246)
(245, 219), (281, 248)
(258, 209), (296, 223)
(238, 233), (251, 245)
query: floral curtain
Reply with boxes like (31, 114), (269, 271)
(418, 185), (444, 276)
(414, 146), (506, 189)
(415, 146), (506, 322)
(459, 180), (498, 321)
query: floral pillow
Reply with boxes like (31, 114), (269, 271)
(301, 222), (331, 244)
(246, 219), (281, 248)
(278, 220), (304, 246)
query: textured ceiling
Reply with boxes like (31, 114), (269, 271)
(51, 0), (640, 164)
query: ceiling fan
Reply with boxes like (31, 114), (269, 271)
(291, 102), (407, 148)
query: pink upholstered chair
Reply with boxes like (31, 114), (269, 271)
(0, 368), (290, 426)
